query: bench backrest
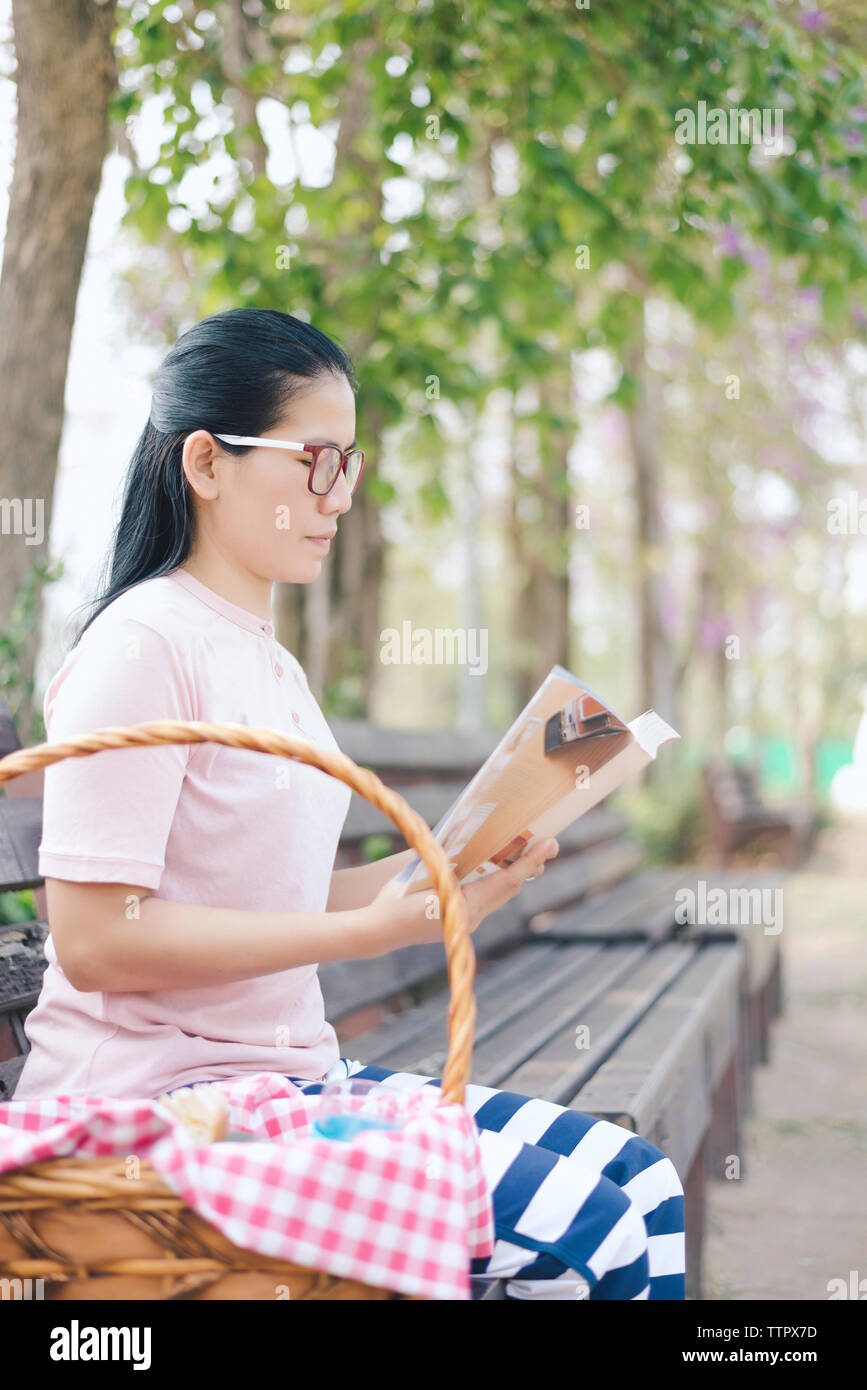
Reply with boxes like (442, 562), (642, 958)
(702, 758), (765, 820)
(0, 700), (640, 1033)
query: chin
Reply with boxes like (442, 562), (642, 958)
(276, 557), (323, 583)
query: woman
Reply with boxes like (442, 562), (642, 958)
(15, 307), (685, 1299)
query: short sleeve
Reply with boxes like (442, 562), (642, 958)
(38, 616), (196, 890)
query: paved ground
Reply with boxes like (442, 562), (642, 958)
(703, 823), (867, 1301)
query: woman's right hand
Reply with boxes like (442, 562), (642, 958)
(363, 837), (560, 953)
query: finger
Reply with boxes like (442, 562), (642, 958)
(512, 837), (559, 880)
(467, 849), (548, 912)
(459, 838), (561, 921)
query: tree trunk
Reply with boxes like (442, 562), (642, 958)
(711, 574), (730, 738)
(624, 320), (674, 724)
(273, 581), (305, 665)
(272, 32), (385, 715)
(508, 377), (572, 711)
(0, 0), (117, 742)
(326, 405), (385, 712)
(303, 556), (331, 700)
(458, 406), (485, 731)
(223, 0), (268, 178)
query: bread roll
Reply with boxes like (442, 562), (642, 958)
(156, 1082), (229, 1143)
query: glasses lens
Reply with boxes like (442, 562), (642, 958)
(311, 446), (342, 494)
(310, 447), (364, 494)
(345, 449), (364, 494)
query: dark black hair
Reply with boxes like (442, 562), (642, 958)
(68, 307), (357, 647)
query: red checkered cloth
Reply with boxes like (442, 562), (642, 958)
(0, 1072), (495, 1299)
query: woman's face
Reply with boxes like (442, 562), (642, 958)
(183, 371), (357, 585)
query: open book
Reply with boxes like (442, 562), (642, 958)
(391, 664), (679, 897)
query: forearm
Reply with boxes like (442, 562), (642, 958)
(326, 848), (416, 912)
(73, 894), (380, 994)
(72, 837), (561, 994)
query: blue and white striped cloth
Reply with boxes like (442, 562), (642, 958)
(292, 1058), (686, 1300)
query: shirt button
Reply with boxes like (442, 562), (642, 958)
(263, 623), (273, 636)
(274, 663), (284, 678)
(292, 712), (300, 723)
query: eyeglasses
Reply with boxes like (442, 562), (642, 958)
(213, 433), (365, 496)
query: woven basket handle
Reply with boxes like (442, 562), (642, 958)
(0, 720), (476, 1104)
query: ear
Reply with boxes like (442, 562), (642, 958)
(182, 430), (220, 499)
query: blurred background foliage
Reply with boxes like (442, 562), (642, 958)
(2, 0), (867, 858)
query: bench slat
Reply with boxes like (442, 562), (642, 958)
(329, 720), (499, 774)
(498, 941), (699, 1105)
(0, 798), (43, 892)
(341, 781), (467, 841)
(320, 844), (644, 1022)
(468, 941), (654, 1090)
(544, 807), (629, 852)
(0, 702), (22, 758)
(362, 939), (661, 1089)
(341, 795), (628, 853)
(572, 943), (743, 1176)
(674, 869), (784, 991)
(321, 890), (540, 1022)
(587, 865), (684, 938)
(530, 866), (685, 942)
(343, 939), (570, 1063)
(0, 1054), (26, 1102)
(0, 922), (50, 1020)
(364, 943), (616, 1079)
(518, 839), (644, 918)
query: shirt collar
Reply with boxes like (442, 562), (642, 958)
(168, 567), (275, 637)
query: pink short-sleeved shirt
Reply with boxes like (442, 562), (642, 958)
(14, 566), (352, 1100)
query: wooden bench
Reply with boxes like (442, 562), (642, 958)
(671, 867), (786, 1142)
(321, 721), (779, 1298)
(702, 757), (813, 868)
(0, 702), (781, 1299)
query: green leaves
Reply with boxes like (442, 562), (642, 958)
(609, 368), (638, 411)
(106, 0), (867, 716)
(821, 280), (849, 328)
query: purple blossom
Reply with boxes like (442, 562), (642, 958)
(718, 225), (741, 256)
(569, 557), (589, 588)
(698, 614), (731, 652)
(748, 590), (768, 630)
(843, 129), (862, 149)
(760, 445), (796, 475)
(749, 528), (771, 561)
(782, 456), (807, 482)
(601, 408), (628, 445)
(786, 326), (811, 353)
(800, 10), (828, 31)
(849, 107), (867, 123)
(762, 445), (811, 484)
(659, 579), (680, 638)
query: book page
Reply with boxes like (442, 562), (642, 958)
(392, 666), (677, 897)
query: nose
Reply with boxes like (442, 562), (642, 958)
(322, 468), (353, 515)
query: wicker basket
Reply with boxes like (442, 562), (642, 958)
(0, 720), (475, 1299)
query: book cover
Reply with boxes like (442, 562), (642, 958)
(390, 665), (679, 897)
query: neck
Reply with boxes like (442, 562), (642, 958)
(179, 554), (273, 623)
